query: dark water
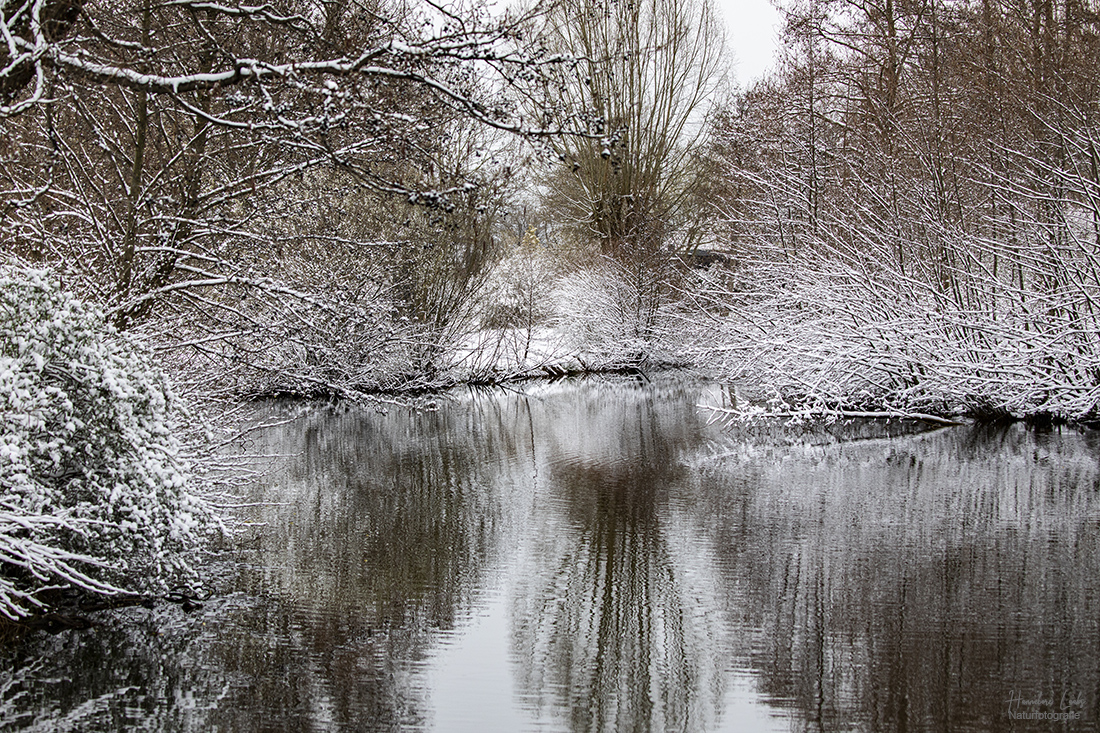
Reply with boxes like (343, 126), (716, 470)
(4, 376), (1100, 731)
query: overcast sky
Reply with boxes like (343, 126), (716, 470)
(716, 0), (782, 87)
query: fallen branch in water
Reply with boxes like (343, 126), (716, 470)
(699, 404), (965, 426)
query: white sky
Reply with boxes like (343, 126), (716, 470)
(716, 0), (783, 87)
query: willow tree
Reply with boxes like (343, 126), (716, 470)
(537, 0), (726, 260)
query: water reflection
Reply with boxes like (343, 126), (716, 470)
(206, 402), (516, 731)
(214, 397), (552, 731)
(1, 396), (531, 731)
(2, 378), (1100, 732)
(686, 421), (1100, 732)
(510, 383), (725, 732)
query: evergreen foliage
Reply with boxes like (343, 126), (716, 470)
(0, 263), (213, 619)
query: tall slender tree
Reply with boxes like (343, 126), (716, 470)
(534, 0), (726, 259)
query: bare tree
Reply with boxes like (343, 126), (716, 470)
(532, 0), (726, 259)
(1, 0), (573, 395)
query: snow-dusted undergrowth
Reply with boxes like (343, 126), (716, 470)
(551, 261), (675, 367)
(1, 263), (214, 620)
(682, 257), (1100, 422)
(449, 248), (684, 382)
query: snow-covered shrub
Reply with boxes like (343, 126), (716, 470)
(0, 263), (213, 619)
(153, 282), (420, 397)
(552, 258), (678, 368)
(479, 228), (558, 332)
(680, 263), (946, 412)
(681, 257), (1100, 421)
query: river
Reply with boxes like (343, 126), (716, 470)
(3, 375), (1099, 731)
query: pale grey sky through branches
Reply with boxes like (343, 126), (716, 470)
(716, 0), (781, 87)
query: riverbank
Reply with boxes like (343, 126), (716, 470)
(677, 263), (1100, 429)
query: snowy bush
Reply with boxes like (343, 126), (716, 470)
(0, 263), (213, 619)
(681, 264), (946, 411)
(552, 258), (678, 368)
(682, 258), (1100, 421)
(478, 228), (558, 332)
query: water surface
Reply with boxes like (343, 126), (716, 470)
(3, 376), (1100, 731)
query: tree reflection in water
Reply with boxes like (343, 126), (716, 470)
(510, 381), (726, 733)
(211, 398), (530, 730)
(1, 397), (524, 731)
(684, 421), (1100, 732)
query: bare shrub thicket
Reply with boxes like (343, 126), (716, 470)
(691, 0), (1100, 421)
